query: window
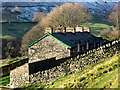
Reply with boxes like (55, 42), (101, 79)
(87, 42), (89, 50)
(100, 40), (102, 46)
(77, 44), (80, 52)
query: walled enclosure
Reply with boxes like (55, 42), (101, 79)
(10, 39), (120, 88)
(10, 63), (29, 88)
(28, 35), (70, 63)
(29, 40), (120, 83)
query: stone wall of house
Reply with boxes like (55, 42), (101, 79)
(29, 39), (120, 84)
(10, 63), (29, 88)
(10, 39), (120, 88)
(29, 36), (70, 63)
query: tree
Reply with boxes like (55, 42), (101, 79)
(100, 25), (120, 40)
(20, 3), (92, 55)
(2, 38), (21, 59)
(20, 24), (45, 56)
(44, 3), (92, 27)
(108, 3), (120, 30)
(32, 12), (47, 22)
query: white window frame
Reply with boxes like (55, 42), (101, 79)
(87, 42), (89, 50)
(77, 44), (80, 52)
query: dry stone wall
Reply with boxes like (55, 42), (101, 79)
(29, 39), (120, 83)
(29, 36), (70, 63)
(10, 63), (29, 88)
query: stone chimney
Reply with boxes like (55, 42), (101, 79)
(54, 25), (66, 34)
(76, 25), (83, 32)
(44, 27), (53, 34)
(83, 26), (90, 33)
(66, 26), (75, 33)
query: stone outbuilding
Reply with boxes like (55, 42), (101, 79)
(28, 26), (102, 63)
(10, 26), (103, 88)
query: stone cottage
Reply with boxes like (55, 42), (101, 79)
(28, 26), (102, 63)
(10, 26), (103, 88)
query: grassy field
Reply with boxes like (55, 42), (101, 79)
(0, 56), (28, 67)
(2, 22), (36, 40)
(0, 76), (10, 86)
(81, 18), (113, 36)
(23, 52), (119, 89)
(47, 53), (119, 88)
(1, 52), (119, 89)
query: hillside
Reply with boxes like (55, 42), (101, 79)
(2, 2), (115, 40)
(1, 18), (112, 41)
(1, 22), (36, 40)
(48, 53), (119, 88)
(23, 52), (120, 89)
(2, 2), (115, 22)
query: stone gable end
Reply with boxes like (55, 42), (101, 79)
(10, 63), (29, 88)
(29, 35), (70, 63)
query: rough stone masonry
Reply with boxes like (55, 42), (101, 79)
(10, 39), (120, 88)
(28, 36), (70, 63)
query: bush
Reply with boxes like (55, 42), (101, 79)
(2, 38), (21, 59)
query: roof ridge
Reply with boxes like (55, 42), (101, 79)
(27, 33), (71, 48)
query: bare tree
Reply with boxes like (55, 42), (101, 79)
(44, 3), (92, 27)
(20, 24), (45, 56)
(100, 25), (120, 40)
(108, 3), (120, 30)
(32, 12), (47, 22)
(20, 3), (92, 55)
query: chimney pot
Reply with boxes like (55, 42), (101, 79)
(83, 27), (90, 33)
(66, 27), (75, 33)
(45, 27), (53, 34)
(76, 26), (83, 32)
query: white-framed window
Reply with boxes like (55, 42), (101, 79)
(87, 42), (89, 50)
(77, 44), (80, 52)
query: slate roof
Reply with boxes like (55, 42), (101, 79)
(52, 32), (102, 47)
(27, 32), (102, 48)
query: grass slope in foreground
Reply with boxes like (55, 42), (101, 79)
(24, 52), (120, 89)
(47, 53), (119, 88)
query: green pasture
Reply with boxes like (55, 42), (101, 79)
(23, 53), (119, 89)
(2, 22), (36, 40)
(47, 53), (119, 88)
